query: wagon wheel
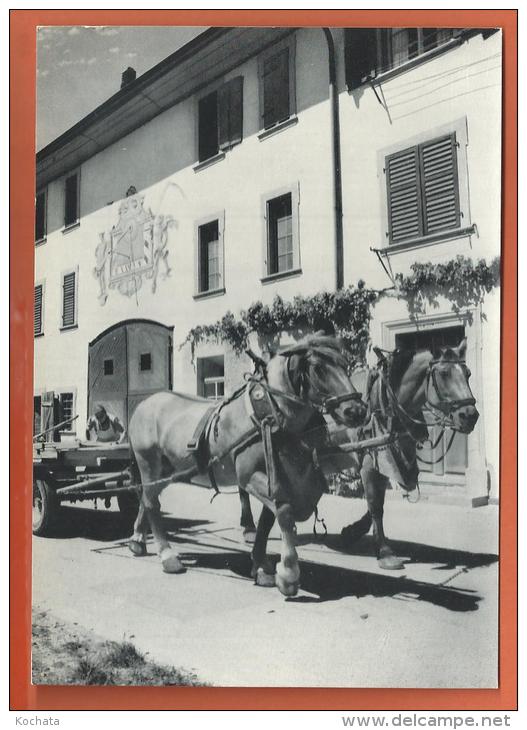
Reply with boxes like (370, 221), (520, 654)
(32, 477), (61, 537)
(117, 491), (139, 527)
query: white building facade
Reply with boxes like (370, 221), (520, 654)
(34, 26), (502, 505)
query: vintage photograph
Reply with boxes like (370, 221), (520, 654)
(32, 24), (502, 688)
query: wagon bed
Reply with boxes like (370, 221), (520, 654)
(33, 440), (138, 537)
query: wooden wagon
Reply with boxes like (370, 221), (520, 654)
(32, 440), (139, 537)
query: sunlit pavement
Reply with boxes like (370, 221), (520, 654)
(33, 482), (498, 687)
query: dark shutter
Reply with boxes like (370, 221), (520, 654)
(420, 134), (460, 235)
(35, 191), (46, 241)
(262, 49), (290, 129)
(218, 76), (243, 150)
(62, 272), (76, 327)
(64, 173), (78, 227)
(34, 285), (43, 336)
(198, 91), (219, 162)
(386, 147), (423, 244)
(344, 28), (378, 90)
(198, 220), (218, 292)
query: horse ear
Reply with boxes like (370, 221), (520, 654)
(456, 338), (468, 359)
(433, 347), (444, 360)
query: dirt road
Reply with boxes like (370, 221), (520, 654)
(32, 483), (498, 687)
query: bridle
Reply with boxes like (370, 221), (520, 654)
(377, 351), (476, 467)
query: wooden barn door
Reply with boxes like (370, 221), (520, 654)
(125, 322), (172, 422)
(395, 325), (468, 487)
(87, 325), (128, 427)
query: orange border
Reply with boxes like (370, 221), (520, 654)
(10, 9), (517, 711)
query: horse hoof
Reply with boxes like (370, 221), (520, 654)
(254, 567), (276, 587)
(276, 574), (299, 597)
(243, 528), (257, 544)
(161, 554), (186, 574)
(128, 540), (147, 557)
(341, 515), (373, 547)
(378, 555), (405, 570)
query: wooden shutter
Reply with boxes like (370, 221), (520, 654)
(35, 191), (46, 241)
(420, 134), (460, 235)
(34, 285), (43, 336)
(262, 49), (290, 129)
(344, 28), (378, 89)
(64, 173), (78, 227)
(198, 91), (218, 162)
(218, 76), (243, 150)
(62, 271), (76, 327)
(386, 147), (423, 244)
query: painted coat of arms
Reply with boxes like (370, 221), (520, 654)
(94, 189), (174, 305)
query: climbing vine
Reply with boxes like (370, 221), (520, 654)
(181, 255), (500, 364)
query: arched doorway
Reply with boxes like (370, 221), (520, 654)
(88, 319), (173, 429)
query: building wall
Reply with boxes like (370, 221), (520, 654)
(34, 27), (336, 429)
(335, 29), (502, 501)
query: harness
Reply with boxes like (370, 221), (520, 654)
(370, 349), (475, 469)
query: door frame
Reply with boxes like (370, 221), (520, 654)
(381, 308), (489, 503)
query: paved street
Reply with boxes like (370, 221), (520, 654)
(33, 483), (498, 687)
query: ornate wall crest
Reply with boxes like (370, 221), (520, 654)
(94, 191), (175, 305)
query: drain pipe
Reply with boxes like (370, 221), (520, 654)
(323, 27), (344, 290)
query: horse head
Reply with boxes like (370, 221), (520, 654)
(388, 339), (479, 434)
(267, 333), (368, 428)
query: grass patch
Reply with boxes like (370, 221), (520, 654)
(32, 608), (206, 686)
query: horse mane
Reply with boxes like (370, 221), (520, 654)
(387, 348), (431, 391)
(279, 334), (349, 371)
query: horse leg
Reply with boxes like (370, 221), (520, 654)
(239, 487), (257, 544)
(137, 452), (186, 574)
(128, 498), (148, 556)
(361, 460), (405, 570)
(250, 505), (276, 587)
(275, 502), (301, 597)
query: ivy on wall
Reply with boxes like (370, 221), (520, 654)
(181, 255), (500, 364)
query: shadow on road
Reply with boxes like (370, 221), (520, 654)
(167, 533), (487, 613)
(296, 532), (498, 571)
(47, 506), (210, 541)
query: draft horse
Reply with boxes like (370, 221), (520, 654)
(339, 339), (479, 569)
(127, 334), (367, 596)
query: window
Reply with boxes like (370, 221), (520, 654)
(385, 134), (460, 245)
(140, 353), (152, 372)
(197, 355), (225, 400)
(198, 77), (243, 162)
(344, 28), (459, 88)
(61, 270), (77, 329)
(266, 193), (294, 275)
(33, 396), (42, 436)
(258, 38), (296, 131)
(35, 189), (46, 242)
(64, 171), (80, 228)
(34, 284), (44, 337)
(197, 219), (223, 293)
(103, 359), (114, 376)
(58, 392), (75, 431)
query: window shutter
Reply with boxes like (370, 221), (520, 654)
(35, 191), (46, 241)
(219, 76), (243, 150)
(262, 49), (290, 129)
(344, 28), (378, 90)
(419, 134), (460, 235)
(198, 91), (219, 162)
(64, 173), (78, 227)
(62, 272), (76, 327)
(34, 285), (43, 336)
(386, 147), (422, 244)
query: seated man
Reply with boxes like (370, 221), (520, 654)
(86, 404), (126, 443)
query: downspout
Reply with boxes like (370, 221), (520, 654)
(323, 28), (344, 290)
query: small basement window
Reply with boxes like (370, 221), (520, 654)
(197, 355), (225, 400)
(103, 359), (114, 376)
